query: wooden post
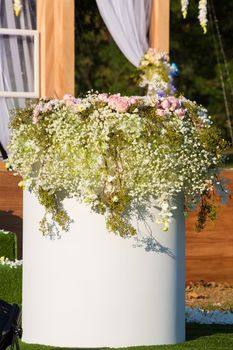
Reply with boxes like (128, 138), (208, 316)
(37, 0), (75, 98)
(149, 0), (170, 54)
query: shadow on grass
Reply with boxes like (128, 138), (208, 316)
(186, 323), (233, 341)
(0, 210), (23, 259)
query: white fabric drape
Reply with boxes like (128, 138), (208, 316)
(96, 0), (151, 67)
(0, 0), (36, 158)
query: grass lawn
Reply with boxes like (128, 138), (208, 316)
(12, 325), (233, 350)
(0, 265), (22, 304)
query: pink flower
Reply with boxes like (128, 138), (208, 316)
(32, 103), (43, 117)
(33, 108), (39, 118)
(167, 96), (181, 111)
(63, 94), (75, 101)
(161, 99), (171, 110)
(157, 108), (165, 117)
(32, 116), (38, 124)
(175, 108), (186, 118)
(108, 95), (129, 113)
(97, 93), (109, 102)
(63, 94), (75, 107)
(129, 96), (138, 105)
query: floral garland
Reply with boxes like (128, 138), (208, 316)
(181, 0), (208, 33)
(8, 87), (228, 238)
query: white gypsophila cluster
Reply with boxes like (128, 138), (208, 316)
(198, 0), (208, 33)
(0, 230), (12, 235)
(8, 92), (226, 238)
(0, 256), (22, 268)
(139, 73), (170, 96)
(181, 0), (189, 19)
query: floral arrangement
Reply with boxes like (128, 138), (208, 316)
(135, 49), (178, 97)
(181, 0), (208, 33)
(8, 86), (228, 238)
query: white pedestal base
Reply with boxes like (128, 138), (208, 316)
(23, 191), (185, 347)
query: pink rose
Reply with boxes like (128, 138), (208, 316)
(108, 95), (129, 112)
(115, 99), (129, 113)
(175, 108), (186, 118)
(161, 99), (171, 110)
(157, 108), (165, 117)
(108, 95), (119, 108)
(167, 97), (181, 111)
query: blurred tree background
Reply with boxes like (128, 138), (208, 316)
(75, 0), (233, 144)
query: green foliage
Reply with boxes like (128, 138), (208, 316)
(0, 231), (17, 260)
(0, 265), (22, 304)
(196, 191), (217, 232)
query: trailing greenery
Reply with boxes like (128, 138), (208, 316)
(0, 230), (17, 260)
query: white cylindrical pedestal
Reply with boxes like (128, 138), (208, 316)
(23, 191), (185, 348)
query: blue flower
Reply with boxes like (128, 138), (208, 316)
(170, 63), (179, 77)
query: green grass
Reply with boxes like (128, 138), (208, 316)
(0, 265), (22, 304)
(13, 324), (233, 350)
(0, 230), (17, 260)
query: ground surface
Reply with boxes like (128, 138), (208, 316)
(186, 280), (233, 311)
(13, 325), (233, 350)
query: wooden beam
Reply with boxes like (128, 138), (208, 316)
(37, 0), (75, 98)
(149, 0), (170, 54)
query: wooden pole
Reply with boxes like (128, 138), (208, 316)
(149, 0), (170, 54)
(37, 0), (75, 98)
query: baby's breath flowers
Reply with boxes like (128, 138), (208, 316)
(0, 256), (22, 268)
(8, 91), (228, 238)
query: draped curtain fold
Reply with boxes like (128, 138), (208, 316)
(96, 0), (151, 67)
(0, 0), (36, 158)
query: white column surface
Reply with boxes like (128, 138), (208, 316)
(23, 190), (185, 348)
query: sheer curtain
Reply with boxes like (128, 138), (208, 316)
(96, 0), (151, 67)
(0, 0), (36, 158)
